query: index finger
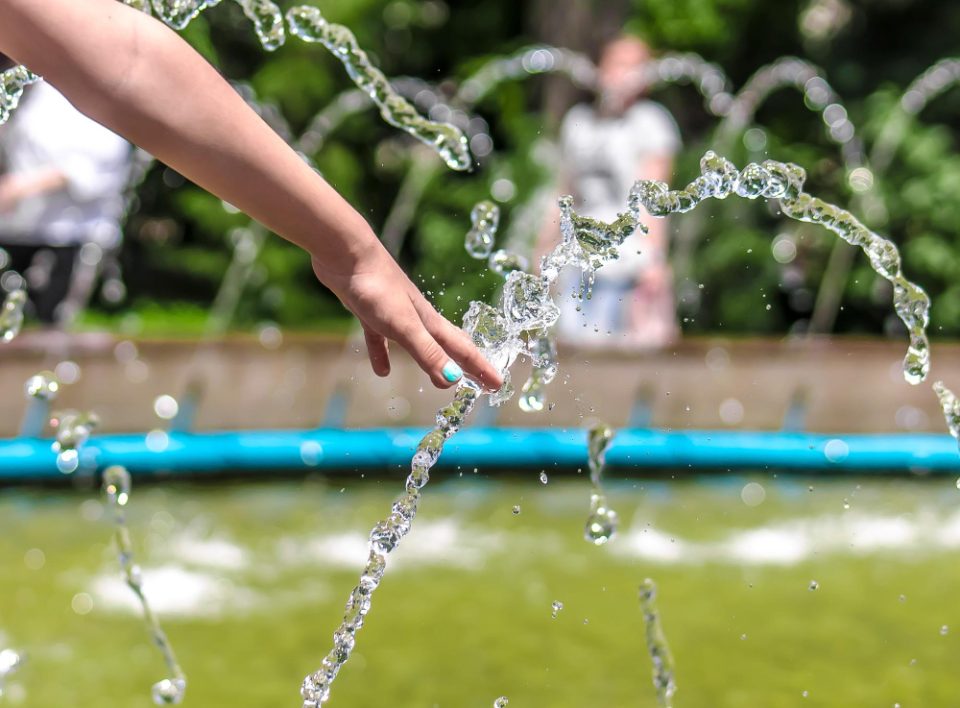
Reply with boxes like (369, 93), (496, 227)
(426, 313), (504, 391)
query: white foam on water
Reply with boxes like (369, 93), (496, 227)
(613, 507), (960, 566)
(277, 518), (503, 572)
(91, 565), (259, 618)
(617, 526), (692, 563)
(164, 533), (251, 571)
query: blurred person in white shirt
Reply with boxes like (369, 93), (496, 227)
(0, 53), (131, 326)
(538, 35), (681, 350)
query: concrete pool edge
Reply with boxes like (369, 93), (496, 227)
(0, 428), (958, 480)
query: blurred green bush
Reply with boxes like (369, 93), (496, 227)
(100, 0), (960, 338)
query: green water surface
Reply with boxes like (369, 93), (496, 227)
(1, 474), (958, 707)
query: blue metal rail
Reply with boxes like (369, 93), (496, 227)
(0, 428), (958, 481)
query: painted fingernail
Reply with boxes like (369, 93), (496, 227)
(442, 360), (463, 383)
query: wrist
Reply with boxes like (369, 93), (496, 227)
(308, 223), (384, 288)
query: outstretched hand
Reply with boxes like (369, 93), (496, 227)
(313, 245), (504, 392)
(0, 0), (504, 392)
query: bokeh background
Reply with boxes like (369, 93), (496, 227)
(94, 0), (960, 340)
(3, 2), (960, 708)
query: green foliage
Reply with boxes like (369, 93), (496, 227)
(104, 0), (960, 338)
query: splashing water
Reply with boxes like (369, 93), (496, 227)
(295, 77), (433, 156)
(233, 0), (285, 50)
(3, 5), (949, 700)
(465, 201), (500, 259)
(102, 466), (187, 705)
(299, 151), (938, 705)
(639, 579), (677, 708)
(301, 164), (641, 702)
(0, 65), (39, 125)
(0, 289), (27, 343)
(518, 332), (557, 413)
(24, 371), (60, 401)
(584, 422), (618, 546)
(286, 6), (471, 171)
(488, 249), (529, 278)
(149, 0), (220, 31)
(49, 410), (100, 474)
(0, 648), (23, 700)
(934, 382), (960, 444)
(630, 151), (929, 384)
(300, 382), (480, 706)
(2, 2), (469, 172)
(122, 0), (153, 13)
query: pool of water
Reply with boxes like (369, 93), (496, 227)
(1, 474), (958, 707)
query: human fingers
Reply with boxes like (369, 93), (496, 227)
(390, 315), (466, 389)
(427, 313), (503, 391)
(363, 325), (391, 377)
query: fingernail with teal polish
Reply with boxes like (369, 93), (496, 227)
(442, 361), (463, 383)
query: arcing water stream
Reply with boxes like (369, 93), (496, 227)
(639, 579), (677, 708)
(102, 465), (187, 704)
(584, 422), (618, 546)
(2, 2), (960, 706)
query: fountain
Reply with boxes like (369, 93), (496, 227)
(584, 422), (618, 546)
(1, 2), (960, 707)
(102, 465), (187, 704)
(639, 579), (677, 708)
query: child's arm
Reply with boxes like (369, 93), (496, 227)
(0, 0), (502, 390)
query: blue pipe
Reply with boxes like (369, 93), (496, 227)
(0, 428), (958, 481)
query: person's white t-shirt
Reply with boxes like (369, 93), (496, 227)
(0, 82), (131, 248)
(560, 100), (681, 282)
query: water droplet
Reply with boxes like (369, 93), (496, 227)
(940, 624), (949, 636)
(24, 371), (60, 401)
(740, 482), (766, 506)
(286, 5), (471, 170)
(494, 698), (509, 708)
(511, 505), (521, 515)
(809, 580), (819, 591)
(153, 395), (179, 420)
(0, 288), (27, 342)
(300, 441), (324, 466)
(56, 449), (80, 475)
(584, 507), (618, 546)
(151, 678), (186, 705)
(50, 410), (100, 469)
(639, 579), (676, 705)
(539, 471), (548, 484)
(464, 201), (500, 259)
(551, 601), (564, 619)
